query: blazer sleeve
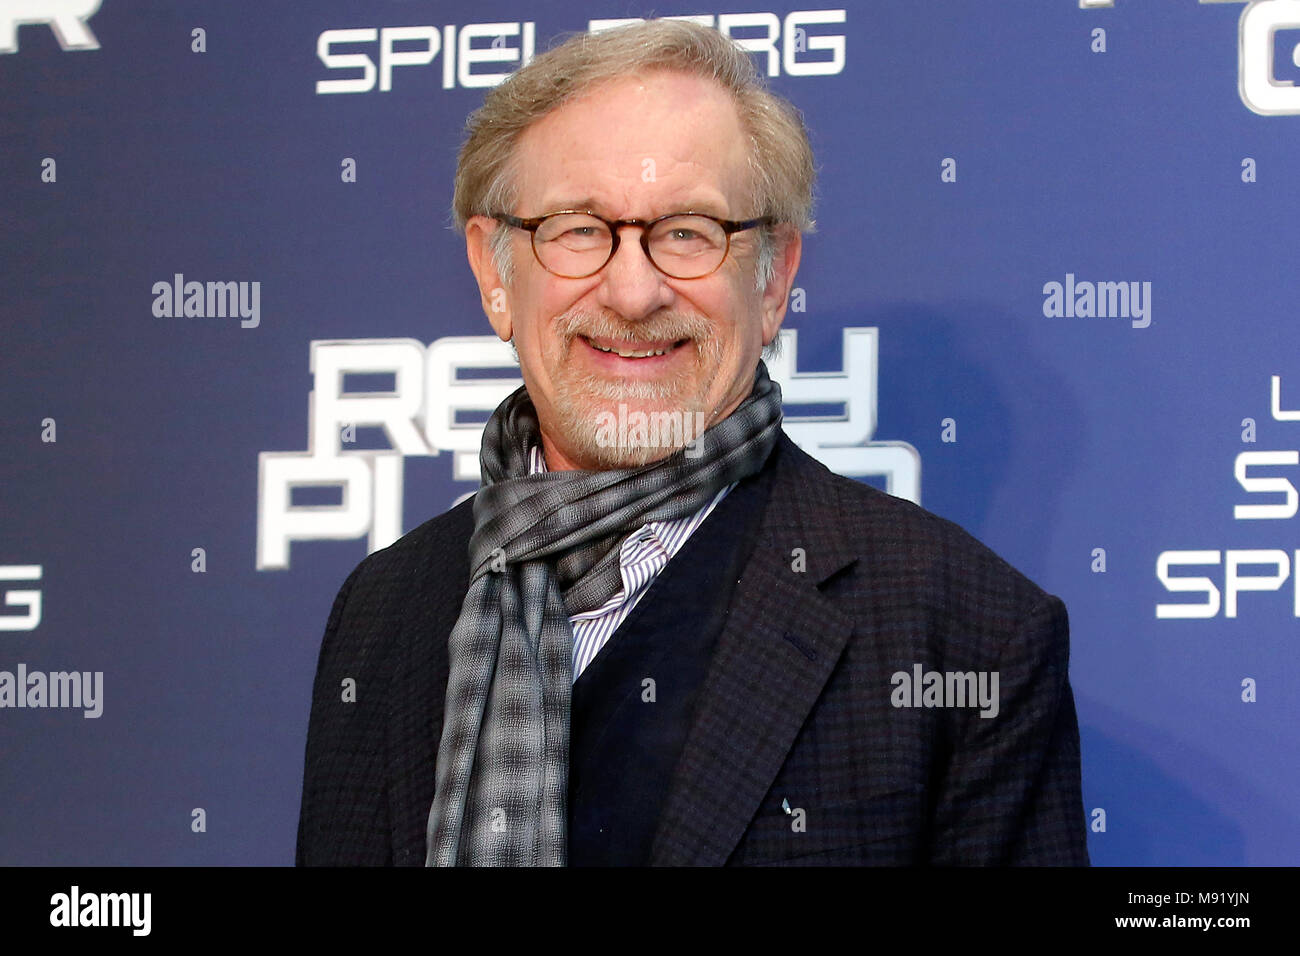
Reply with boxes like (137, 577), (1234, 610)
(929, 594), (1090, 865)
(295, 562), (378, 866)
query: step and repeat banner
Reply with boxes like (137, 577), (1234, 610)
(2, 0), (1297, 866)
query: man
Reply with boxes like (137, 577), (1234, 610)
(297, 19), (1089, 866)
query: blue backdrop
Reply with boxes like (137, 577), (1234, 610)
(3, 0), (1297, 865)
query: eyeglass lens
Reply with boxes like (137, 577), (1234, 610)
(533, 213), (728, 278)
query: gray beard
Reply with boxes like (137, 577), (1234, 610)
(544, 308), (726, 469)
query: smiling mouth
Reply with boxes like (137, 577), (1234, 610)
(581, 336), (690, 359)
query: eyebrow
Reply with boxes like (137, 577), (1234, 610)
(539, 197), (732, 219)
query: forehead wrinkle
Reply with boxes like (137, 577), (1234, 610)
(513, 73), (751, 220)
(535, 174), (734, 219)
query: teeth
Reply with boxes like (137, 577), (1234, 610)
(590, 341), (671, 358)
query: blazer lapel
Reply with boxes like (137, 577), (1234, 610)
(649, 435), (860, 866)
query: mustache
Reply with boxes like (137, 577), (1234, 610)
(552, 308), (714, 346)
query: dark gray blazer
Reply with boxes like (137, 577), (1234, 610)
(296, 431), (1089, 865)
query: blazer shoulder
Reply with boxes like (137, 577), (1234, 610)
(779, 436), (1054, 618)
(344, 493), (476, 596)
(299, 498), (472, 867)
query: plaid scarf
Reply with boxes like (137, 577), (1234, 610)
(425, 361), (783, 866)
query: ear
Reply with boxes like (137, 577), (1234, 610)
(465, 215), (513, 342)
(759, 225), (802, 347)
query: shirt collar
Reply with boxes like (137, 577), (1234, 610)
(528, 444), (547, 476)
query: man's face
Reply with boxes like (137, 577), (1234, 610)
(465, 69), (800, 470)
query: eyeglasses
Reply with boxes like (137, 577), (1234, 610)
(493, 209), (773, 280)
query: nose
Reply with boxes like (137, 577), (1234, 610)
(593, 225), (674, 320)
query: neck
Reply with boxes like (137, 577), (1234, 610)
(539, 432), (586, 472)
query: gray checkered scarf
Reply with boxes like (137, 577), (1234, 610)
(425, 361), (783, 866)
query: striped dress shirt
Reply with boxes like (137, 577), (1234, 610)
(527, 445), (735, 681)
